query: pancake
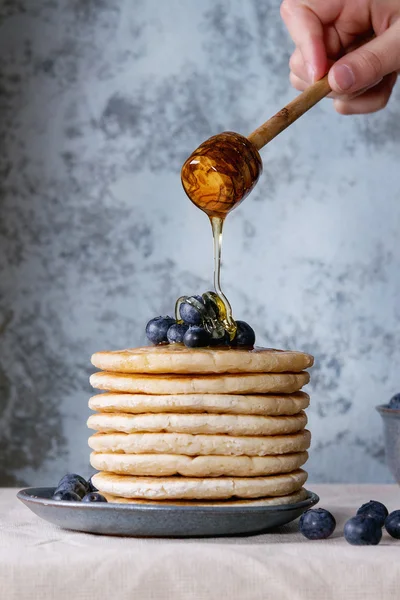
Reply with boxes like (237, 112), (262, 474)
(90, 371), (310, 395)
(88, 429), (312, 456)
(103, 487), (309, 506)
(89, 391), (310, 416)
(92, 469), (308, 500)
(87, 411), (307, 436)
(90, 451), (308, 477)
(91, 345), (314, 374)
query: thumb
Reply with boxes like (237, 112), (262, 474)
(328, 25), (400, 94)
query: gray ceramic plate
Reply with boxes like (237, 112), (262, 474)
(17, 487), (319, 537)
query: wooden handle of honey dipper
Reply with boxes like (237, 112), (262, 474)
(248, 34), (374, 151)
(247, 75), (331, 150)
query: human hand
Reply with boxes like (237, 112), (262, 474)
(280, 0), (400, 114)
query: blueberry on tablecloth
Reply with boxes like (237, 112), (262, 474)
(299, 508), (336, 540)
(356, 500), (388, 527)
(344, 515), (382, 545)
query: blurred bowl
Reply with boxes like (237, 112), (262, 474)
(376, 404), (400, 484)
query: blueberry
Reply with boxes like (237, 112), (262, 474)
(179, 296), (204, 325)
(299, 508), (336, 540)
(385, 510), (400, 539)
(53, 490), (82, 501)
(58, 473), (87, 488)
(56, 473), (89, 498)
(183, 326), (211, 348)
(344, 515), (382, 545)
(388, 393), (400, 409)
(87, 476), (98, 493)
(356, 500), (388, 527)
(233, 321), (255, 347)
(82, 492), (108, 503)
(146, 316), (175, 345)
(167, 322), (189, 344)
(210, 331), (231, 346)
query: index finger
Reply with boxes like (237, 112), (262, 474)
(280, 0), (328, 81)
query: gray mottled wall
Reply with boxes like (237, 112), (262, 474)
(1, 0), (399, 486)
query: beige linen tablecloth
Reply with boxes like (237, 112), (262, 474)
(1, 484), (400, 599)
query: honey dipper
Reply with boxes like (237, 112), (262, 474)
(181, 37), (371, 219)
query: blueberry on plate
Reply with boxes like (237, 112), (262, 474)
(56, 473), (89, 498)
(344, 515), (382, 545)
(232, 320), (255, 347)
(299, 508), (336, 540)
(82, 492), (108, 503)
(385, 510), (400, 539)
(183, 326), (211, 348)
(146, 316), (175, 345)
(356, 500), (388, 527)
(388, 393), (400, 409)
(58, 473), (87, 488)
(87, 476), (98, 493)
(179, 296), (204, 325)
(167, 322), (189, 344)
(53, 490), (82, 502)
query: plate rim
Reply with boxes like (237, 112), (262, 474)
(17, 487), (319, 513)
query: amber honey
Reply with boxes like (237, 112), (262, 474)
(181, 131), (262, 219)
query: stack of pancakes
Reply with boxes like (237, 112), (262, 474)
(88, 345), (313, 505)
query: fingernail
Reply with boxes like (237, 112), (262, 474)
(306, 62), (316, 83)
(331, 64), (355, 91)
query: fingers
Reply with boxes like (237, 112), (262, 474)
(290, 48), (335, 84)
(329, 23), (400, 94)
(333, 73), (398, 114)
(280, 0), (328, 80)
(289, 72), (338, 98)
(281, 0), (400, 114)
(289, 72), (307, 92)
(290, 70), (397, 114)
(289, 72), (340, 99)
(289, 48), (305, 78)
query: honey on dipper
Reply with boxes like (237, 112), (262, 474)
(180, 131), (262, 218)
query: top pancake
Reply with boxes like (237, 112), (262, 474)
(91, 345), (314, 375)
